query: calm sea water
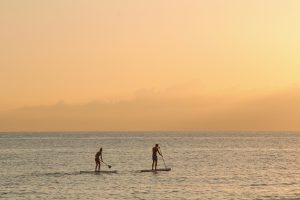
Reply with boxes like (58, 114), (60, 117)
(0, 132), (299, 200)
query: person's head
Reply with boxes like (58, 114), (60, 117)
(99, 147), (102, 152)
(155, 144), (159, 147)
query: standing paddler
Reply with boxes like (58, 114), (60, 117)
(152, 144), (163, 170)
(95, 147), (103, 172)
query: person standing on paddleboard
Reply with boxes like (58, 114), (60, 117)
(95, 147), (103, 172)
(152, 144), (163, 170)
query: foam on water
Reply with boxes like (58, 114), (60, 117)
(0, 132), (300, 199)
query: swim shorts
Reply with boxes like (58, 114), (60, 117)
(152, 155), (157, 161)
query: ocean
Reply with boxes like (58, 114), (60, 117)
(0, 132), (299, 200)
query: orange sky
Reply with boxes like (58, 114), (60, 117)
(1, 0), (300, 131)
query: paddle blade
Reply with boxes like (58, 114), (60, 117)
(108, 165), (112, 168)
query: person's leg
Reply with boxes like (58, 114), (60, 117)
(155, 160), (157, 170)
(95, 161), (98, 172)
(96, 160), (101, 171)
(152, 160), (154, 170)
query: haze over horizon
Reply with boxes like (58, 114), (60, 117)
(1, 0), (300, 131)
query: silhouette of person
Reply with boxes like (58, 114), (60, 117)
(95, 147), (103, 172)
(152, 144), (162, 170)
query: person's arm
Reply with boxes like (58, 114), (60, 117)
(158, 148), (163, 157)
(100, 153), (103, 162)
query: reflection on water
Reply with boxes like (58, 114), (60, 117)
(0, 132), (300, 199)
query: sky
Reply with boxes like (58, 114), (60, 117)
(0, 0), (300, 131)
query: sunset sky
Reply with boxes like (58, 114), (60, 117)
(1, 0), (300, 131)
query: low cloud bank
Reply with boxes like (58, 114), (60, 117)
(0, 88), (300, 131)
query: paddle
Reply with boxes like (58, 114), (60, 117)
(159, 147), (167, 169)
(101, 161), (112, 168)
(161, 156), (167, 169)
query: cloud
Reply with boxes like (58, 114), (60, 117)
(0, 87), (300, 131)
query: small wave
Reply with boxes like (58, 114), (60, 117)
(250, 183), (268, 186)
(281, 182), (297, 186)
(260, 197), (300, 200)
(31, 171), (79, 177)
(249, 182), (298, 187)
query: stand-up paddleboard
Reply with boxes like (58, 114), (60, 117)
(140, 168), (171, 172)
(80, 170), (117, 174)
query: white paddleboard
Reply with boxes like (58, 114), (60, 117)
(140, 168), (171, 172)
(80, 170), (117, 174)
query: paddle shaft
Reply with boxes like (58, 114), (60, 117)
(161, 156), (167, 169)
(101, 161), (112, 168)
(159, 147), (167, 169)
